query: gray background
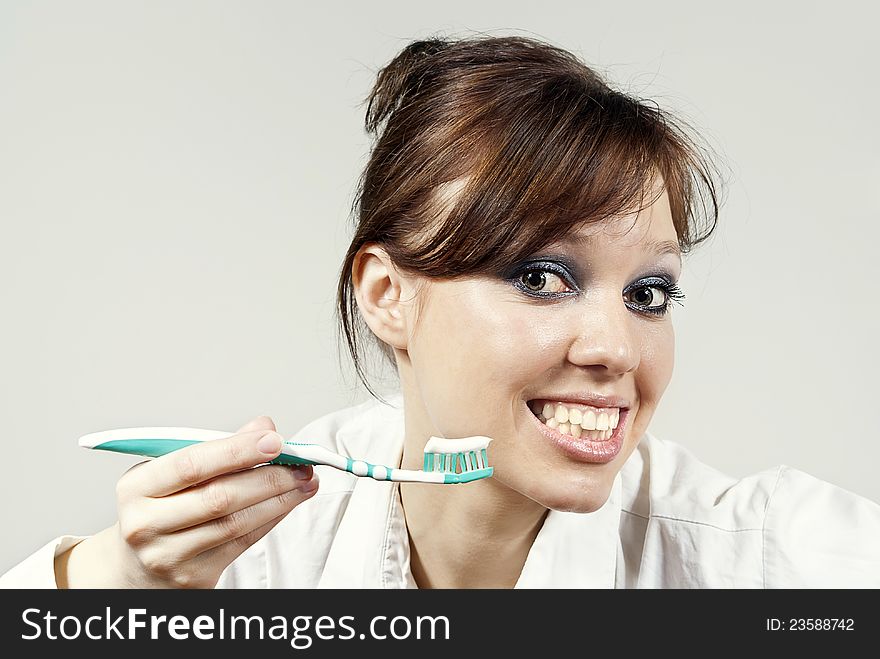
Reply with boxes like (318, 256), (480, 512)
(2, 0), (878, 574)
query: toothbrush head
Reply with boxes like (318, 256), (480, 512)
(422, 435), (493, 483)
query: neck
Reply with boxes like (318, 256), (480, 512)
(398, 472), (548, 589)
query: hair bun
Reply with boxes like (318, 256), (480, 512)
(363, 38), (449, 135)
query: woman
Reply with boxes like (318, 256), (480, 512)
(3, 34), (878, 589)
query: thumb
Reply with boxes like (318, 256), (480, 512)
(236, 415), (277, 434)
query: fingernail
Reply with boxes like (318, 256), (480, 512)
(292, 465), (313, 481)
(300, 474), (319, 493)
(257, 431), (282, 455)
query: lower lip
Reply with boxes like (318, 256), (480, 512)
(526, 403), (628, 464)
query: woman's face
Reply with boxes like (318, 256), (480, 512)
(398, 186), (681, 513)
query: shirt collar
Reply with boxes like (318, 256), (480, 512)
(315, 393), (411, 589)
(514, 473), (622, 588)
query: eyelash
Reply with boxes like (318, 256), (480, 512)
(510, 262), (686, 317)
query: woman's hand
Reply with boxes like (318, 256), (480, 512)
(55, 416), (319, 588)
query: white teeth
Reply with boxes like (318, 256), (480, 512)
(581, 409), (597, 430)
(530, 401), (625, 440)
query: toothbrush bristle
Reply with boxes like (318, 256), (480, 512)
(422, 435), (493, 474)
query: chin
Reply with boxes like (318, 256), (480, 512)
(527, 479), (615, 514)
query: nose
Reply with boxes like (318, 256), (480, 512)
(565, 291), (640, 376)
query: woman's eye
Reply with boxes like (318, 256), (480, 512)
(625, 281), (686, 316)
(627, 285), (667, 310)
(519, 269), (572, 295)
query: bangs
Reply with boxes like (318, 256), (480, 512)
(396, 75), (717, 278)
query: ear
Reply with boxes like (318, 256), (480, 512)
(352, 243), (414, 350)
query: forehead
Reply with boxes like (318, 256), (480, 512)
(551, 187), (680, 258)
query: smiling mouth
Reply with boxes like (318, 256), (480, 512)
(524, 399), (629, 464)
(526, 399), (622, 442)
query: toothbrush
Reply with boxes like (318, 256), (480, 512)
(78, 427), (494, 484)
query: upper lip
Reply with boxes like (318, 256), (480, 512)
(529, 392), (632, 409)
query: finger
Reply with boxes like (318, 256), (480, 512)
(171, 509), (297, 588)
(121, 428), (286, 499)
(236, 415), (276, 435)
(122, 459), (152, 477)
(168, 472), (319, 558)
(146, 464), (315, 534)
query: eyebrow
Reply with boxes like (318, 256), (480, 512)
(646, 239), (682, 259)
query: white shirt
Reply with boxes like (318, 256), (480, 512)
(3, 392), (879, 588)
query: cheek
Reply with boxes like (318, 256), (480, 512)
(639, 323), (675, 404)
(416, 289), (551, 387)
(481, 305), (562, 387)
(625, 323), (675, 449)
(408, 288), (553, 429)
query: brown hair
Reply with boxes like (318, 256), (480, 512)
(336, 34), (725, 402)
